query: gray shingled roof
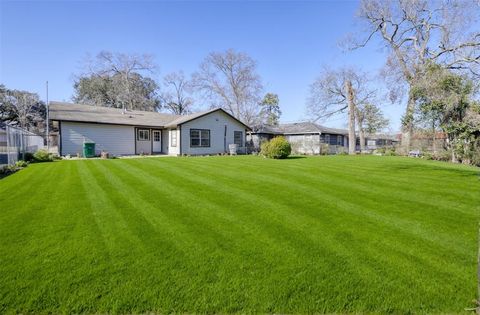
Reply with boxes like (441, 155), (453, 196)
(49, 102), (179, 127)
(279, 122), (323, 134)
(252, 122), (348, 135)
(250, 125), (283, 134)
(49, 102), (251, 129)
(316, 125), (349, 135)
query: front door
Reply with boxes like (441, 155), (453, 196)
(152, 130), (162, 153)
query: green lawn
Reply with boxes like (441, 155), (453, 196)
(0, 156), (479, 314)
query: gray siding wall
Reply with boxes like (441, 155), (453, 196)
(161, 129), (169, 154)
(286, 134), (321, 154)
(135, 128), (151, 155)
(61, 122), (135, 156)
(180, 111), (246, 155)
(246, 133), (274, 153)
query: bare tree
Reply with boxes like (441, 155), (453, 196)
(160, 71), (194, 115)
(192, 49), (263, 125)
(307, 67), (376, 155)
(0, 86), (45, 131)
(349, 0), (480, 151)
(74, 51), (159, 111)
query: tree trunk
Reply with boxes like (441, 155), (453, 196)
(432, 122), (437, 154)
(447, 135), (458, 163)
(346, 80), (356, 155)
(401, 94), (416, 154)
(359, 128), (366, 153)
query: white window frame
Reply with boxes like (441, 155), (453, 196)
(153, 130), (161, 142)
(137, 129), (150, 141)
(190, 129), (210, 147)
(171, 129), (177, 147)
(234, 131), (243, 147)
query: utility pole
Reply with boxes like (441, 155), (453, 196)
(46, 81), (49, 152)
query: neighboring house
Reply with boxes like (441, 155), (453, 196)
(49, 102), (250, 156)
(248, 122), (349, 154)
(248, 122), (399, 155)
(360, 134), (399, 151)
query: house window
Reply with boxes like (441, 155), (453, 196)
(325, 134), (330, 144)
(234, 131), (243, 146)
(327, 134), (337, 145)
(137, 129), (150, 141)
(153, 131), (161, 142)
(190, 129), (210, 147)
(171, 129), (177, 147)
(337, 135), (343, 145)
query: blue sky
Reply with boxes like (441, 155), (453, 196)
(0, 0), (402, 130)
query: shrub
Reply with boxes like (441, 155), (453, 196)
(434, 150), (452, 162)
(23, 152), (35, 162)
(422, 152), (434, 160)
(261, 136), (291, 159)
(33, 149), (53, 162)
(319, 144), (330, 155)
(375, 147), (387, 154)
(384, 148), (397, 156)
(0, 165), (21, 178)
(15, 160), (29, 168)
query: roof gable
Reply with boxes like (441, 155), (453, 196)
(165, 108), (251, 130)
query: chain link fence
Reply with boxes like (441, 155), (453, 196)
(0, 125), (45, 166)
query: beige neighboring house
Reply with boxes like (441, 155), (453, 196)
(49, 102), (250, 157)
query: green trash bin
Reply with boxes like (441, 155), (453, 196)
(83, 142), (95, 158)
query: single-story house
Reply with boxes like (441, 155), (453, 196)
(49, 102), (251, 156)
(360, 133), (399, 151)
(248, 122), (399, 154)
(247, 122), (349, 154)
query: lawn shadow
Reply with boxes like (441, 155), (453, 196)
(285, 156), (307, 160)
(388, 160), (480, 179)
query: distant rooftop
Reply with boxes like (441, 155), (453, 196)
(252, 121), (348, 135)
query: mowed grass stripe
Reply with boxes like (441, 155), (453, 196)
(143, 158), (473, 282)
(90, 160), (350, 314)
(122, 158), (472, 310)
(103, 159), (382, 313)
(105, 159), (309, 258)
(0, 156), (478, 313)
(148, 157), (473, 259)
(192, 155), (477, 217)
